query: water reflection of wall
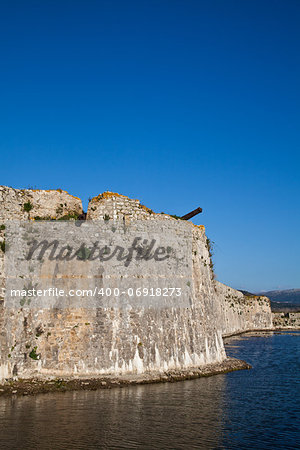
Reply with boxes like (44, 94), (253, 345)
(0, 377), (227, 449)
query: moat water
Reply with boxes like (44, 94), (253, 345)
(0, 331), (299, 449)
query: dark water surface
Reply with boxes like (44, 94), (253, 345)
(0, 331), (299, 449)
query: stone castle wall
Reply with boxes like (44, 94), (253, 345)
(272, 312), (300, 329)
(0, 187), (273, 380)
(0, 186), (83, 293)
(0, 186), (83, 379)
(87, 192), (156, 221)
(215, 282), (272, 336)
(0, 186), (82, 222)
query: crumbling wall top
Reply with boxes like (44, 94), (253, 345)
(0, 186), (83, 221)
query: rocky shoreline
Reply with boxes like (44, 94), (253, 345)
(223, 327), (300, 339)
(0, 357), (250, 397)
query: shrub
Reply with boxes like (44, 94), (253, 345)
(76, 246), (92, 260)
(24, 201), (33, 212)
(170, 214), (183, 220)
(57, 213), (80, 221)
(29, 346), (39, 360)
(34, 216), (51, 221)
(206, 237), (215, 278)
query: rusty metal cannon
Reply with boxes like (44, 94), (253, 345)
(181, 207), (202, 221)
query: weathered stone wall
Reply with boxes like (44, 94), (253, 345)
(0, 213), (226, 379)
(87, 191), (166, 221)
(0, 187), (273, 381)
(216, 282), (273, 336)
(0, 186), (83, 379)
(272, 312), (300, 329)
(0, 186), (83, 293)
(0, 186), (82, 222)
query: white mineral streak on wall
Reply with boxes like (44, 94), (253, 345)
(0, 363), (10, 379)
(0, 187), (273, 380)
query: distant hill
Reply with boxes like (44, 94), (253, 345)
(256, 289), (300, 313)
(239, 290), (255, 297)
(237, 289), (300, 312)
(256, 289), (300, 304)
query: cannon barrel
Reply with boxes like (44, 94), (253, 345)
(181, 207), (203, 221)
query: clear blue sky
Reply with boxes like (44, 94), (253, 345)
(0, 1), (299, 292)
